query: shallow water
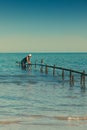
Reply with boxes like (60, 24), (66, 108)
(0, 53), (87, 129)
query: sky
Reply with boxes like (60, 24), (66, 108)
(0, 0), (87, 52)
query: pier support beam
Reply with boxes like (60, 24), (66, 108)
(35, 60), (37, 68)
(81, 70), (85, 88)
(45, 65), (48, 74)
(62, 69), (64, 80)
(53, 65), (56, 76)
(40, 59), (44, 73)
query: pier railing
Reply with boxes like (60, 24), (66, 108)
(26, 59), (87, 88)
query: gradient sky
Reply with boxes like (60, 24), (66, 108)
(0, 0), (87, 52)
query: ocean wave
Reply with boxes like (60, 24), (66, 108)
(19, 114), (87, 121)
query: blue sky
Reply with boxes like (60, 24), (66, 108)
(0, 0), (87, 52)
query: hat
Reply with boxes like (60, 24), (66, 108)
(28, 54), (32, 57)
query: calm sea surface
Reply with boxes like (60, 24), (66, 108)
(0, 52), (87, 130)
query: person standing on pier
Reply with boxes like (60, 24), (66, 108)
(21, 54), (32, 69)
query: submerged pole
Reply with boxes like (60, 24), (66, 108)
(40, 59), (44, 73)
(45, 64), (48, 74)
(80, 70), (85, 88)
(53, 65), (56, 76)
(70, 70), (72, 81)
(71, 75), (74, 86)
(69, 70), (74, 87)
(35, 60), (37, 68)
(62, 69), (64, 80)
(80, 74), (83, 85)
(82, 70), (85, 88)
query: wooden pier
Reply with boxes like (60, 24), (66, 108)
(26, 59), (87, 88)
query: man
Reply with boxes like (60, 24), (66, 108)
(21, 54), (32, 69)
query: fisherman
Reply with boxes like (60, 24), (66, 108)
(21, 54), (32, 69)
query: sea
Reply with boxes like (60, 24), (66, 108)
(0, 52), (87, 130)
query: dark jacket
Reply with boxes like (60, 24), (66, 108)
(21, 57), (27, 64)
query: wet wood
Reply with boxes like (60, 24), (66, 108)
(53, 65), (56, 76)
(45, 64), (48, 74)
(28, 62), (87, 88)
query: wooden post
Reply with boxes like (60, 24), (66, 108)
(70, 70), (72, 81)
(53, 65), (55, 76)
(62, 69), (64, 80)
(70, 70), (72, 84)
(69, 70), (73, 87)
(35, 60), (37, 68)
(72, 75), (74, 86)
(40, 59), (44, 73)
(82, 70), (85, 88)
(45, 64), (48, 74)
(80, 74), (83, 85)
(80, 70), (85, 88)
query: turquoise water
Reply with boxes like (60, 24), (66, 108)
(0, 53), (87, 129)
